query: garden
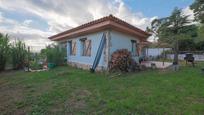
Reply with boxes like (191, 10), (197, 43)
(0, 0), (204, 114)
(0, 62), (204, 114)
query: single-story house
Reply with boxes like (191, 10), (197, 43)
(49, 15), (151, 71)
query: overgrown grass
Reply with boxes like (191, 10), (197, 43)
(0, 62), (204, 115)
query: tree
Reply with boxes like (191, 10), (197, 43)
(146, 19), (161, 42)
(178, 38), (196, 51)
(190, 0), (204, 23)
(197, 25), (204, 41)
(0, 33), (10, 71)
(148, 8), (191, 65)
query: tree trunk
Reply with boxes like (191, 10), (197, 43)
(172, 39), (179, 71)
(173, 39), (179, 65)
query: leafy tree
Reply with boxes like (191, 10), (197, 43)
(146, 19), (161, 42)
(178, 38), (196, 51)
(10, 40), (28, 70)
(0, 33), (10, 71)
(148, 8), (191, 65)
(190, 0), (204, 23)
(195, 40), (204, 50)
(197, 25), (204, 41)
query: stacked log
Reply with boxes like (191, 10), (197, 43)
(109, 49), (138, 72)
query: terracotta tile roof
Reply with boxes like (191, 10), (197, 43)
(49, 14), (151, 41)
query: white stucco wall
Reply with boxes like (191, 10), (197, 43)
(66, 31), (107, 67)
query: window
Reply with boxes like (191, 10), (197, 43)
(131, 40), (137, 56)
(80, 38), (91, 56)
(68, 40), (76, 56)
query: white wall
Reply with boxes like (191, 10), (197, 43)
(167, 54), (204, 61)
(145, 48), (171, 57)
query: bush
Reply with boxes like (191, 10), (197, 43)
(109, 49), (139, 72)
(195, 41), (204, 51)
(10, 40), (29, 70)
(0, 33), (10, 71)
(41, 44), (66, 66)
(178, 38), (196, 51)
(30, 60), (42, 70)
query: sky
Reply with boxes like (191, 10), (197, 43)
(0, 0), (194, 52)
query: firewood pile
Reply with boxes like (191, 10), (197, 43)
(109, 49), (140, 72)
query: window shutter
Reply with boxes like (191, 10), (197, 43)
(85, 40), (91, 56)
(87, 40), (91, 56)
(72, 41), (76, 55)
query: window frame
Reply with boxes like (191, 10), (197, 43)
(80, 38), (91, 57)
(68, 40), (76, 56)
(131, 40), (137, 56)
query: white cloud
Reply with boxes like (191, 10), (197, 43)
(0, 13), (53, 52)
(23, 20), (33, 26)
(182, 6), (194, 21)
(0, 0), (157, 52)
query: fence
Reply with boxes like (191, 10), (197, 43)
(166, 54), (204, 61)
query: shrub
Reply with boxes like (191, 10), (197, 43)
(0, 33), (10, 71)
(30, 60), (42, 70)
(109, 49), (139, 72)
(178, 38), (196, 51)
(10, 40), (29, 70)
(195, 41), (204, 51)
(41, 44), (66, 66)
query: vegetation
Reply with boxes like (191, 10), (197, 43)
(10, 40), (29, 70)
(147, 8), (191, 65)
(190, 0), (204, 47)
(30, 60), (42, 70)
(197, 25), (204, 42)
(178, 38), (196, 51)
(196, 40), (204, 51)
(0, 33), (30, 71)
(177, 38), (204, 51)
(0, 62), (204, 114)
(40, 44), (66, 66)
(190, 0), (204, 23)
(0, 33), (10, 71)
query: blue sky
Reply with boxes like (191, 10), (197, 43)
(0, 0), (195, 52)
(124, 0), (194, 18)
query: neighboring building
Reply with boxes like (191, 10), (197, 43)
(49, 15), (151, 71)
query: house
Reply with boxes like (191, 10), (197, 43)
(49, 15), (151, 71)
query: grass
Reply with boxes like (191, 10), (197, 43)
(0, 62), (204, 115)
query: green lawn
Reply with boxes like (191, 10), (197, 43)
(0, 63), (204, 115)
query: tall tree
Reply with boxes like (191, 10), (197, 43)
(190, 0), (204, 23)
(146, 19), (161, 42)
(147, 8), (191, 66)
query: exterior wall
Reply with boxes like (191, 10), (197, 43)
(167, 54), (204, 61)
(145, 48), (171, 57)
(64, 30), (143, 71)
(66, 31), (108, 70)
(110, 30), (140, 54)
(110, 30), (140, 63)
